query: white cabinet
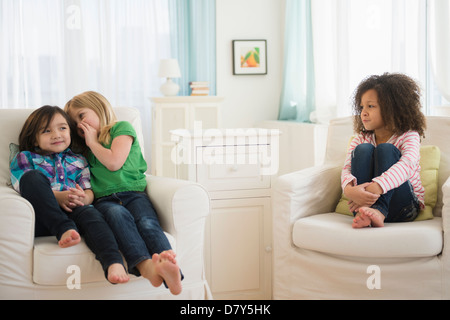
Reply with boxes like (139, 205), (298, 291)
(171, 128), (279, 299)
(150, 96), (223, 177)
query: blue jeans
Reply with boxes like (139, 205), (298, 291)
(351, 143), (420, 222)
(94, 191), (173, 277)
(19, 170), (124, 279)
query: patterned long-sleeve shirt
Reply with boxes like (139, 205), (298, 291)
(341, 131), (425, 208)
(10, 148), (91, 193)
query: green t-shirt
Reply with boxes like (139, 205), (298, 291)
(88, 121), (147, 198)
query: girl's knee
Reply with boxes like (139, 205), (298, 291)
(355, 143), (375, 152)
(101, 205), (134, 224)
(72, 205), (103, 222)
(21, 170), (47, 183)
(373, 143), (401, 172)
(353, 143), (375, 159)
(375, 143), (400, 157)
(376, 143), (397, 151)
(138, 216), (162, 231)
(20, 170), (51, 192)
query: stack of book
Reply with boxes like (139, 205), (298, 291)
(190, 81), (209, 96)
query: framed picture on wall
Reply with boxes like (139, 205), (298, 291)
(232, 40), (267, 75)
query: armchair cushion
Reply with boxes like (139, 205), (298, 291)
(335, 145), (441, 221)
(33, 237), (105, 286)
(32, 234), (176, 286)
(292, 212), (443, 258)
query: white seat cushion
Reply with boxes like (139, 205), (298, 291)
(33, 237), (105, 285)
(33, 233), (175, 286)
(292, 213), (443, 258)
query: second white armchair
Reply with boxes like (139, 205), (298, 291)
(273, 116), (450, 300)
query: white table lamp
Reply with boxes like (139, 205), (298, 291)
(158, 59), (181, 96)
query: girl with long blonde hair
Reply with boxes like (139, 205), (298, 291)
(65, 91), (182, 295)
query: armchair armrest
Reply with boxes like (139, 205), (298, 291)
(272, 164), (342, 292)
(0, 186), (35, 287)
(273, 164), (342, 223)
(145, 175), (210, 284)
(443, 175), (450, 209)
(272, 164), (342, 255)
(441, 176), (450, 298)
(146, 175), (210, 235)
(442, 175), (450, 243)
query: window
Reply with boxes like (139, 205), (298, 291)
(312, 0), (437, 119)
(281, 0), (450, 122)
(0, 0), (171, 110)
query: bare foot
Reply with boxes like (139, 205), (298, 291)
(160, 250), (177, 264)
(137, 252), (182, 295)
(137, 259), (164, 288)
(352, 211), (372, 228)
(107, 263), (129, 284)
(352, 207), (385, 228)
(153, 252), (182, 295)
(58, 229), (81, 248)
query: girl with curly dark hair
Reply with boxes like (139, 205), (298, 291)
(341, 73), (427, 228)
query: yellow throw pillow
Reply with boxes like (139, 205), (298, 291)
(335, 145), (440, 221)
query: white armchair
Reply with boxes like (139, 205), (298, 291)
(273, 116), (450, 299)
(0, 107), (211, 300)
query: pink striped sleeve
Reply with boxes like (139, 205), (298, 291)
(341, 134), (364, 190)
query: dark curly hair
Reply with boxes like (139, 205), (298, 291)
(352, 73), (426, 138)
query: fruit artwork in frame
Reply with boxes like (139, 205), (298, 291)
(232, 40), (267, 75)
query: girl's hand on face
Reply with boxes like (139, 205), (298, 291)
(78, 121), (98, 147)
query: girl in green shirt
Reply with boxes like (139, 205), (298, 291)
(65, 91), (182, 295)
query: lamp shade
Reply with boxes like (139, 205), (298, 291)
(158, 59), (181, 78)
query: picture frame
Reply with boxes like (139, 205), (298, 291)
(232, 40), (267, 75)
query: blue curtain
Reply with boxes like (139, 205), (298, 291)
(278, 0), (315, 122)
(168, 0), (216, 96)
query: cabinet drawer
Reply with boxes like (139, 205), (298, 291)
(196, 145), (271, 191)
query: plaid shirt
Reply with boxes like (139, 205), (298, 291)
(10, 148), (91, 193)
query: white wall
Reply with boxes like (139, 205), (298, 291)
(216, 0), (284, 129)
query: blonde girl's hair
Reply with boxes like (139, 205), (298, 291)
(64, 91), (117, 145)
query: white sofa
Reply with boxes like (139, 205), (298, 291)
(0, 107), (211, 300)
(273, 116), (450, 299)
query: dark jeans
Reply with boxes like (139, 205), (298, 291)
(94, 191), (174, 277)
(19, 170), (124, 278)
(351, 143), (420, 222)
